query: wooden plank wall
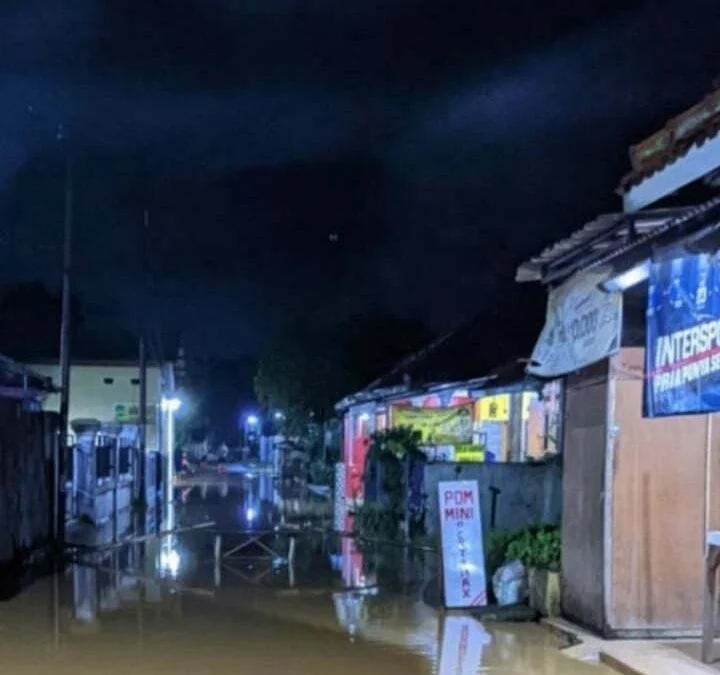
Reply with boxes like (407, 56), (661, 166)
(561, 362), (609, 631)
(609, 348), (720, 635)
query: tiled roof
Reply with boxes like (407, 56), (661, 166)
(619, 87), (720, 193)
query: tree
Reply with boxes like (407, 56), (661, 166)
(0, 281), (83, 360)
(254, 312), (434, 434)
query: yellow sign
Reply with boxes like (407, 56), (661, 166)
(454, 445), (485, 462)
(477, 394), (510, 422)
(391, 405), (473, 444)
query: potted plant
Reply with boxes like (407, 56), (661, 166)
(506, 526), (561, 617)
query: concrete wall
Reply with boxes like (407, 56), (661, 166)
(31, 363), (163, 451)
(0, 399), (58, 571)
(423, 459), (561, 537)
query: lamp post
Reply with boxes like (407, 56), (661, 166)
(161, 396), (181, 531)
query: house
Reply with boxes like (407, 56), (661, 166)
(0, 354), (58, 587)
(30, 359), (178, 530)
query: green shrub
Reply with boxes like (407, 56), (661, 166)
(354, 502), (402, 541)
(308, 459), (333, 485)
(505, 525), (561, 571)
(485, 530), (515, 575)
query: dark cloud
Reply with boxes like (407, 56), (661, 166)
(1, 0), (720, 355)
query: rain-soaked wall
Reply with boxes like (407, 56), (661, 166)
(0, 399), (58, 576)
(423, 459), (561, 537)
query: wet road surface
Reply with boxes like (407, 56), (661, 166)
(0, 478), (613, 674)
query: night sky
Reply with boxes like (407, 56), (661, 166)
(2, 0), (720, 357)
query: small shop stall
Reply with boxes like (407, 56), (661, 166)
(517, 90), (720, 640)
(335, 355), (562, 533)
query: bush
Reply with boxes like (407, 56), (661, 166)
(308, 459), (333, 485)
(354, 502), (402, 541)
(505, 525), (561, 571)
(485, 530), (516, 575)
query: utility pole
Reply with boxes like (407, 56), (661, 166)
(137, 209), (149, 508)
(56, 128), (73, 547)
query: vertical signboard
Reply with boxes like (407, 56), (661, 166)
(334, 463), (347, 532)
(646, 252), (720, 416)
(438, 480), (487, 608)
(438, 615), (491, 675)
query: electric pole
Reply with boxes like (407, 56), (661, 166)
(137, 209), (149, 507)
(56, 127), (73, 547)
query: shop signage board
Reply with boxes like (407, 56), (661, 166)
(391, 404), (473, 444)
(438, 615), (491, 675)
(114, 402), (156, 423)
(438, 480), (487, 608)
(528, 268), (622, 378)
(476, 394), (510, 422)
(646, 252), (720, 416)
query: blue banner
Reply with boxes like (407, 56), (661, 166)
(646, 252), (720, 416)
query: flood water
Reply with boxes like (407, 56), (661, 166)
(0, 474), (613, 674)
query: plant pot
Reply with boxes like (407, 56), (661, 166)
(528, 568), (561, 617)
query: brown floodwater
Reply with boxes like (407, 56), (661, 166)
(0, 478), (612, 674)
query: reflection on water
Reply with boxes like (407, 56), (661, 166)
(0, 476), (612, 674)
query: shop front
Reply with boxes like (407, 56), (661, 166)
(335, 364), (562, 533)
(517, 200), (720, 638)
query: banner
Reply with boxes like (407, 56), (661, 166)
(646, 252), (720, 416)
(529, 268), (622, 377)
(438, 480), (487, 609)
(391, 405), (473, 444)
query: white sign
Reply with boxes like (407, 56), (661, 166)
(529, 268), (622, 378)
(438, 480), (487, 608)
(438, 615), (491, 675)
(334, 463), (347, 532)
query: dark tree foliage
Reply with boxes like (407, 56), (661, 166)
(255, 312), (434, 432)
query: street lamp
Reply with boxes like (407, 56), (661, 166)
(161, 397), (182, 413)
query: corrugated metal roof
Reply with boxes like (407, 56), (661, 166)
(515, 208), (689, 284)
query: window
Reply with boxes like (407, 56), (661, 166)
(103, 378), (114, 385)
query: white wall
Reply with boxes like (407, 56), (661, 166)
(31, 363), (164, 451)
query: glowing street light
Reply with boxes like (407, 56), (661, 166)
(246, 414), (259, 426)
(161, 397), (182, 413)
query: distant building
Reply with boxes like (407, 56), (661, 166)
(30, 360), (166, 451)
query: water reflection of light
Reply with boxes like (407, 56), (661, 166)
(160, 549), (181, 577)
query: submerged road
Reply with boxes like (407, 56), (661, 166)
(0, 478), (613, 674)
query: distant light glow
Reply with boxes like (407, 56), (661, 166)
(246, 414), (259, 426)
(274, 411), (285, 420)
(246, 507), (256, 521)
(161, 397), (182, 413)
